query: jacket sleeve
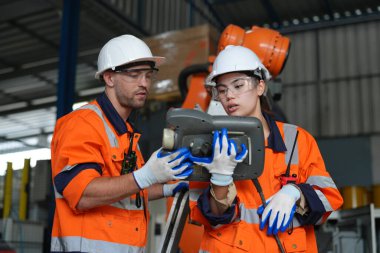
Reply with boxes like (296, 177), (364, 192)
(295, 128), (343, 225)
(51, 114), (104, 212)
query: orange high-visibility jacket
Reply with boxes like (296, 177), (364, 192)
(51, 93), (148, 253)
(189, 115), (343, 253)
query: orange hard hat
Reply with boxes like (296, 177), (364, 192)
(218, 24), (290, 78)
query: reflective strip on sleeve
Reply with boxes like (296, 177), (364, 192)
(59, 163), (102, 175)
(78, 104), (119, 148)
(54, 163), (101, 195)
(239, 203), (261, 224)
(51, 236), (145, 253)
(54, 184), (63, 199)
(315, 216), (324, 225)
(305, 176), (337, 212)
(239, 203), (301, 228)
(111, 197), (145, 211)
(315, 189), (333, 212)
(306, 175), (338, 189)
(283, 123), (299, 165)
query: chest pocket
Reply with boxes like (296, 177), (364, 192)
(110, 148), (124, 176)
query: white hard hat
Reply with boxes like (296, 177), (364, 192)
(95, 35), (165, 79)
(205, 45), (271, 85)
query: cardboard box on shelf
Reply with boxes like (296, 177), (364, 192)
(144, 24), (219, 102)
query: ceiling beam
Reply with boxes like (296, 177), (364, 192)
(8, 20), (59, 50)
(203, 0), (226, 30)
(321, 0), (334, 18)
(0, 135), (48, 152)
(185, 0), (222, 31)
(0, 91), (100, 116)
(208, 0), (245, 4)
(0, 52), (97, 81)
(279, 11), (380, 34)
(92, 0), (150, 37)
(259, 0), (281, 25)
(0, 0), (53, 22)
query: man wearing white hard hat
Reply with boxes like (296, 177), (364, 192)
(50, 35), (192, 252)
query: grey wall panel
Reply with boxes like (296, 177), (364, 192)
(320, 80), (335, 136)
(342, 25), (356, 78)
(279, 84), (319, 135)
(361, 78), (373, 133)
(318, 22), (379, 80)
(368, 22), (380, 74)
(320, 79), (361, 136)
(318, 136), (372, 188)
(373, 77), (380, 132)
(318, 28), (335, 81)
(318, 76), (379, 136)
(371, 135), (380, 184)
(279, 20), (380, 137)
(282, 31), (317, 83)
(306, 84), (319, 135)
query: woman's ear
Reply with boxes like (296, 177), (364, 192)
(257, 80), (266, 96)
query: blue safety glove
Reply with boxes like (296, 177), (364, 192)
(257, 184), (301, 235)
(163, 181), (189, 197)
(133, 148), (193, 189)
(189, 128), (247, 186)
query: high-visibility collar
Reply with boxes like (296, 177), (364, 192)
(263, 112), (287, 152)
(96, 92), (140, 135)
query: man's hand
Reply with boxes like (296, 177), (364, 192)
(190, 128), (247, 186)
(163, 181), (189, 197)
(257, 184), (301, 235)
(133, 148), (193, 189)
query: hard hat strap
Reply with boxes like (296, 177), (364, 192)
(250, 68), (265, 80)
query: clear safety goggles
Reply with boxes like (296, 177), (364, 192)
(212, 76), (256, 101)
(113, 68), (158, 83)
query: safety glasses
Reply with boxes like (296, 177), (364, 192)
(212, 76), (256, 101)
(114, 68), (158, 83)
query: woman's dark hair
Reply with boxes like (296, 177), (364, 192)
(242, 71), (274, 116)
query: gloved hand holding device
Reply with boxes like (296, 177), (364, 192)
(190, 128), (247, 186)
(163, 181), (189, 197)
(133, 148), (193, 189)
(257, 184), (301, 235)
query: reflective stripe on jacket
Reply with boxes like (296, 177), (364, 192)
(189, 118), (343, 253)
(51, 93), (148, 253)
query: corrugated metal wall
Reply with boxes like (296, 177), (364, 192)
(279, 20), (380, 137)
(108, 0), (218, 35)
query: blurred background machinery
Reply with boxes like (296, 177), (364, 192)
(1, 159), (50, 252)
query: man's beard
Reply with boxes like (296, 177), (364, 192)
(116, 88), (147, 109)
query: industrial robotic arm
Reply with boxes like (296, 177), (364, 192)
(180, 24), (290, 115)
